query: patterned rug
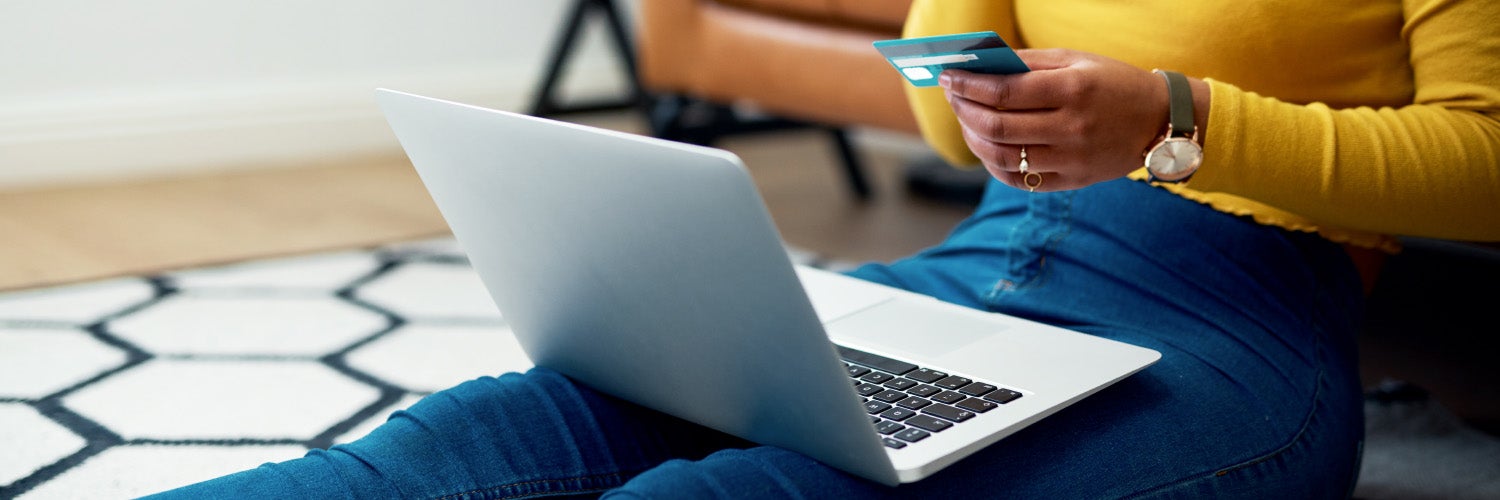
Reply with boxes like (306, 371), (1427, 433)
(1, 238), (1496, 499)
(0, 238), (851, 498)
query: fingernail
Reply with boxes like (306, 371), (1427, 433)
(938, 72), (952, 88)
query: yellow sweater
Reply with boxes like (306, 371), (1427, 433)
(902, 0), (1500, 252)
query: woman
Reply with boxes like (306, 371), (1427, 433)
(150, 0), (1499, 497)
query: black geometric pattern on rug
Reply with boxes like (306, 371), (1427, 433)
(0, 238), (862, 499)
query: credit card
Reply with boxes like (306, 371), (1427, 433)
(873, 31), (1029, 87)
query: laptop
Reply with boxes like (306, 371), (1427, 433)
(374, 88), (1161, 486)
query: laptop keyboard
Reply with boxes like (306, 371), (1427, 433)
(836, 345), (1024, 450)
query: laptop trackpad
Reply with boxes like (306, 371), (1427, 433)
(824, 298), (1005, 359)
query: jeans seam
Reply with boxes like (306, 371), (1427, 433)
(1124, 335), (1328, 498)
(984, 191), (1073, 301)
(432, 471), (637, 500)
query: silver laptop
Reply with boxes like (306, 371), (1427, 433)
(375, 88), (1161, 486)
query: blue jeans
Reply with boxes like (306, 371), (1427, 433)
(147, 179), (1366, 499)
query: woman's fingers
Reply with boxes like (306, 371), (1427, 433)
(938, 67), (1075, 110)
(943, 48), (1184, 192)
(948, 97), (1068, 145)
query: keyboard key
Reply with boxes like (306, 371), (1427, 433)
(896, 396), (931, 410)
(875, 420), (905, 435)
(864, 401), (892, 414)
(846, 365), (871, 378)
(956, 397), (999, 413)
(860, 372), (895, 384)
(905, 368), (946, 383)
(882, 437), (908, 449)
(931, 390), (966, 405)
(983, 388), (1023, 404)
(855, 383), (884, 397)
(869, 415), (881, 424)
(923, 404), (977, 423)
(904, 415), (952, 433)
(959, 382), (997, 396)
(872, 389), (907, 403)
(837, 346), (917, 375)
(882, 378), (918, 391)
(906, 385), (941, 398)
(933, 375), (972, 390)
(895, 428), (931, 443)
(880, 407), (917, 421)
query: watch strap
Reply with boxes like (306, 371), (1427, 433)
(1157, 70), (1193, 137)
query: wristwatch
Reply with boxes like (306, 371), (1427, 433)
(1143, 69), (1203, 183)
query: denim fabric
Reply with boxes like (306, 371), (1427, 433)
(146, 179), (1366, 499)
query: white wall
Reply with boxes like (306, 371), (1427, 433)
(0, 0), (635, 188)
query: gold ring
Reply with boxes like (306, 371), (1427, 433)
(1018, 146), (1029, 174)
(1024, 171), (1043, 192)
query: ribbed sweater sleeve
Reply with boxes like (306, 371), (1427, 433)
(1190, 0), (1500, 240)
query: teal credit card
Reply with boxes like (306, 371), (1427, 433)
(873, 31), (1029, 87)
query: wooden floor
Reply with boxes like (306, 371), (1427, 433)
(0, 111), (973, 292)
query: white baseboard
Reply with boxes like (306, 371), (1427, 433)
(0, 60), (631, 189)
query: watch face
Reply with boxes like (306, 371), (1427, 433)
(1145, 138), (1203, 181)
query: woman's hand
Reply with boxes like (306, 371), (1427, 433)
(940, 48), (1204, 192)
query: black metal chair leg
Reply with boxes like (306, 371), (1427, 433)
(528, 1), (877, 200)
(828, 128), (872, 201)
(528, 0), (642, 117)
